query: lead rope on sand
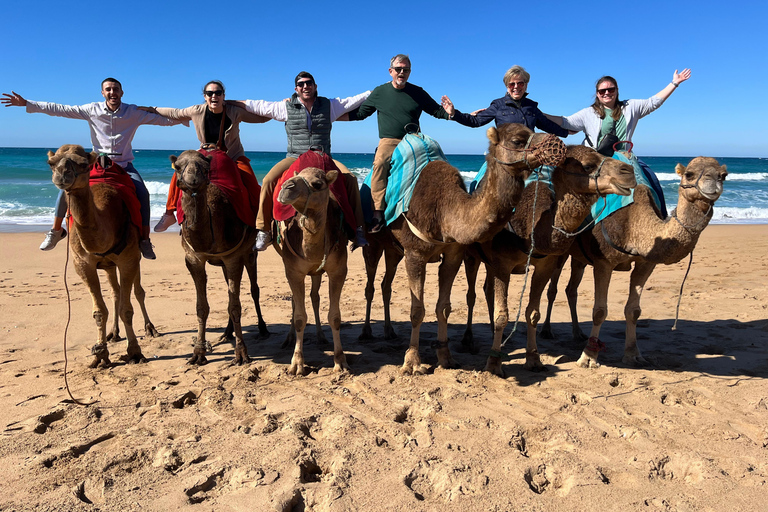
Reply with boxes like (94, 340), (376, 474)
(500, 171), (543, 348)
(672, 251), (694, 331)
(63, 214), (96, 406)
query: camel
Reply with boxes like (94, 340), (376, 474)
(459, 146), (636, 375)
(359, 228), (403, 342)
(276, 166), (349, 376)
(48, 145), (158, 368)
(170, 150), (269, 366)
(539, 156), (727, 368)
(386, 123), (566, 375)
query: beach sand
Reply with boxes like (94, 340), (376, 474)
(1, 225), (766, 511)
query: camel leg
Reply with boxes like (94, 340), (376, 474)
(186, 257), (210, 365)
(283, 300), (297, 349)
(105, 267), (121, 342)
(226, 260), (250, 366)
(565, 259), (588, 342)
(577, 263), (613, 369)
(485, 264), (511, 377)
(359, 241), (382, 341)
(434, 247), (462, 369)
(458, 251), (480, 354)
(286, 270), (308, 376)
(402, 252), (429, 375)
(326, 256), (350, 373)
(133, 263), (159, 338)
(220, 266), (235, 345)
(245, 251), (270, 339)
(381, 245), (404, 341)
(76, 263), (112, 368)
(540, 254), (569, 340)
(310, 274), (328, 345)
(623, 261), (656, 366)
(117, 263), (145, 364)
(524, 258), (560, 372)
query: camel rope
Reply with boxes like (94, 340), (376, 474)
(182, 226), (249, 259)
(62, 215), (96, 407)
(672, 251), (694, 331)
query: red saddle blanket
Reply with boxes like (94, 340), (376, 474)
(273, 150), (356, 232)
(176, 149), (261, 227)
(68, 161), (142, 229)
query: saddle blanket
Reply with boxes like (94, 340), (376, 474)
(72, 161), (142, 229)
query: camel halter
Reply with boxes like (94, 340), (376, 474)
(551, 156), (609, 238)
(492, 133), (566, 171)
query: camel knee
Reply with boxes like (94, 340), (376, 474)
(410, 304), (425, 326)
(526, 307), (541, 328)
(328, 313), (341, 331)
(436, 301), (452, 322)
(494, 312), (509, 332)
(592, 307), (607, 326)
(93, 310), (106, 328)
(625, 306), (641, 324)
(364, 282), (375, 302)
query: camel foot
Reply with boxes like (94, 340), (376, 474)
(436, 348), (459, 370)
(232, 345), (251, 366)
(576, 351), (600, 369)
(218, 331), (235, 344)
(121, 352), (148, 365)
(539, 325), (555, 340)
(106, 330), (122, 342)
(187, 353), (208, 366)
(315, 332), (329, 346)
(456, 331), (478, 354)
(288, 360), (306, 376)
(333, 355), (351, 373)
(257, 323), (270, 339)
(572, 329), (588, 343)
(144, 323), (159, 338)
(484, 357), (505, 377)
(89, 344), (111, 368)
(622, 353), (648, 367)
(383, 326), (400, 341)
(524, 359), (548, 372)
(400, 348), (426, 375)
(281, 333), (295, 350)
(358, 324), (374, 341)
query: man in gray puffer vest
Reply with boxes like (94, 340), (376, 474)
(237, 72), (370, 250)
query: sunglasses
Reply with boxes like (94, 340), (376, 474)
(296, 80), (315, 88)
(597, 87), (617, 95)
(204, 90), (224, 97)
(392, 67), (411, 74)
(508, 81), (527, 88)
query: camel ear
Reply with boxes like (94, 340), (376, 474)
(326, 170), (339, 185)
(169, 155), (178, 169)
(675, 163), (686, 176)
(487, 127), (499, 145)
(88, 152), (98, 166)
(47, 150), (55, 158)
(721, 164), (727, 173)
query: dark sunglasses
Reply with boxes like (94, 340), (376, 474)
(204, 90), (224, 97)
(296, 80), (315, 88)
(597, 87), (617, 95)
(392, 67), (411, 74)
(508, 81), (526, 88)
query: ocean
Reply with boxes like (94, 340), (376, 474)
(1, 147), (766, 231)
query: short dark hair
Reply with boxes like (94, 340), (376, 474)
(202, 80), (226, 94)
(101, 77), (122, 89)
(295, 71), (315, 86)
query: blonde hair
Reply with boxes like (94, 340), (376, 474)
(503, 65), (530, 86)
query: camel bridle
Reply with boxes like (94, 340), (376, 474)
(493, 133), (566, 171)
(672, 170), (723, 231)
(551, 155), (611, 238)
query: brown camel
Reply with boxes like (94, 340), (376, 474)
(386, 123), (566, 375)
(170, 150), (269, 366)
(541, 157), (727, 368)
(276, 166), (349, 376)
(359, 228), (404, 342)
(460, 146), (636, 375)
(48, 144), (158, 368)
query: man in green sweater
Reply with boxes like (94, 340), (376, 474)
(349, 54), (453, 232)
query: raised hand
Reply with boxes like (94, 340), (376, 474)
(673, 68), (691, 85)
(1, 91), (27, 107)
(441, 95), (455, 116)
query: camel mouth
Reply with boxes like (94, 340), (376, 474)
(611, 184), (632, 196)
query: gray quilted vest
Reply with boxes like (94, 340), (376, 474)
(285, 94), (332, 158)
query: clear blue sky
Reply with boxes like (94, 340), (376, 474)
(1, 0), (766, 157)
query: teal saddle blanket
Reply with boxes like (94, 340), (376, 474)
(360, 132), (447, 225)
(467, 152), (667, 223)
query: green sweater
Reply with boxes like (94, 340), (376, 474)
(349, 82), (450, 139)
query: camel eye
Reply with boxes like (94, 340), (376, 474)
(685, 172), (695, 181)
(312, 181), (324, 190)
(583, 164), (596, 173)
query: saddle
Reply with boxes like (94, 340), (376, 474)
(73, 160), (142, 230)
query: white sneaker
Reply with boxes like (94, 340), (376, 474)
(139, 239), (157, 260)
(154, 211), (176, 232)
(40, 228), (66, 251)
(253, 231), (272, 252)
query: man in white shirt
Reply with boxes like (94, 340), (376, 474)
(2, 78), (180, 259)
(234, 72), (370, 250)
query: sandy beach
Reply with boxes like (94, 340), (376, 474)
(1, 225), (766, 511)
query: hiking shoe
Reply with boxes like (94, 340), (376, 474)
(40, 228), (66, 251)
(154, 211), (176, 232)
(139, 239), (157, 260)
(355, 227), (369, 247)
(253, 230), (272, 252)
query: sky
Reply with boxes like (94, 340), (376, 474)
(1, 0), (766, 158)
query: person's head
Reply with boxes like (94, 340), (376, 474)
(502, 65), (530, 101)
(591, 76), (622, 120)
(101, 78), (123, 111)
(294, 71), (318, 101)
(202, 80), (226, 113)
(389, 54), (411, 89)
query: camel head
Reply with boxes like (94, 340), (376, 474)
(48, 144), (97, 191)
(170, 150), (212, 194)
(278, 167), (338, 214)
(559, 146), (636, 197)
(487, 123), (566, 176)
(675, 157), (727, 203)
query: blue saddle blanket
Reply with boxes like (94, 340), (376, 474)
(469, 162), (555, 194)
(360, 132), (447, 225)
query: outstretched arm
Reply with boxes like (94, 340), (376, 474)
(1, 91), (27, 107)
(655, 68), (691, 102)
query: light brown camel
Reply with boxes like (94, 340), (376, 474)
(459, 146), (636, 375)
(276, 166), (349, 376)
(170, 150), (269, 366)
(48, 144), (157, 368)
(540, 157), (727, 368)
(386, 123), (566, 375)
